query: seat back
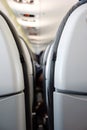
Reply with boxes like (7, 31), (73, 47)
(44, 0), (87, 130)
(0, 11), (26, 130)
(19, 37), (34, 105)
(43, 43), (52, 106)
(54, 2), (87, 130)
(19, 37), (35, 130)
(43, 42), (55, 130)
(0, 11), (34, 130)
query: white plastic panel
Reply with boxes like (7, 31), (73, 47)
(55, 3), (87, 92)
(0, 93), (26, 130)
(54, 92), (87, 130)
(0, 15), (24, 95)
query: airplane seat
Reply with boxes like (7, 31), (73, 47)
(19, 37), (35, 107)
(44, 0), (87, 130)
(39, 51), (44, 65)
(43, 43), (54, 107)
(0, 11), (33, 130)
(43, 42), (55, 130)
(19, 37), (35, 130)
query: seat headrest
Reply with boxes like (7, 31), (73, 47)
(55, 3), (87, 93)
(0, 12), (24, 96)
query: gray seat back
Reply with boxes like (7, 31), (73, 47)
(54, 2), (87, 130)
(43, 43), (52, 106)
(0, 11), (35, 130)
(45, 0), (87, 130)
(19, 37), (35, 130)
(0, 11), (26, 130)
(20, 37), (34, 105)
